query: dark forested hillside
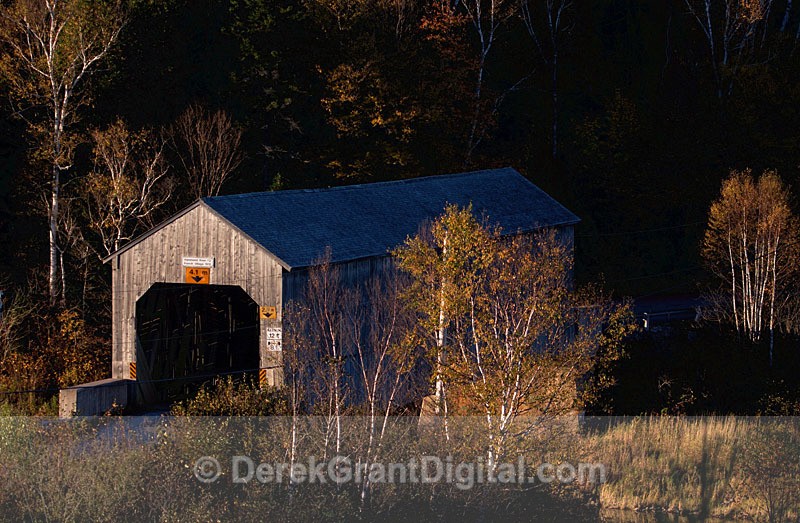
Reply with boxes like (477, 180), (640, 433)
(3, 0), (800, 296)
(1, 0), (800, 414)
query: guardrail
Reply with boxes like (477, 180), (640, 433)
(639, 308), (699, 330)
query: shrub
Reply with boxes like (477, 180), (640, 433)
(0, 300), (110, 414)
(170, 376), (289, 416)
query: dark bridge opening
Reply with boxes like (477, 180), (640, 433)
(135, 283), (259, 404)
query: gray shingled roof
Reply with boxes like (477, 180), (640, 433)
(202, 167), (579, 270)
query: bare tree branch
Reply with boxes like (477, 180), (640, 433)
(84, 120), (174, 257)
(169, 104), (244, 199)
(0, 0), (126, 303)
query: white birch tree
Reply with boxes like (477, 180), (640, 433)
(346, 272), (419, 507)
(84, 119), (174, 257)
(684, 0), (774, 98)
(519, 0), (573, 158)
(460, 0), (515, 165)
(394, 204), (493, 430)
(703, 169), (798, 365)
(0, 0), (126, 303)
(396, 205), (633, 468)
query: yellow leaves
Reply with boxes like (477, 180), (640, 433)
(85, 170), (136, 204)
(321, 61), (419, 140)
(396, 204), (631, 419)
(739, 0), (765, 23)
(705, 168), (794, 263)
(420, 0), (470, 56)
(703, 168), (800, 339)
(320, 50), (425, 179)
(321, 63), (370, 136)
(320, 57), (421, 179)
(57, 309), (83, 345)
(0, 0), (125, 126)
(0, 306), (109, 396)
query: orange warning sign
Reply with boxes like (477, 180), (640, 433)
(259, 306), (277, 320)
(185, 267), (210, 284)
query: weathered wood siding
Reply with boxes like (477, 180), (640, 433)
(110, 203), (284, 384)
(281, 256), (397, 404)
(282, 225), (574, 303)
(279, 226), (574, 404)
(282, 256), (396, 304)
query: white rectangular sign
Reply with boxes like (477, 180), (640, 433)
(266, 327), (282, 351)
(182, 257), (215, 268)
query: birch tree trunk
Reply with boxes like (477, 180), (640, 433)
(0, 0), (126, 303)
(684, 0), (774, 99)
(703, 169), (797, 355)
(520, 0), (573, 159)
(461, 0), (513, 166)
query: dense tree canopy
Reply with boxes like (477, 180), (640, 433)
(0, 0), (798, 300)
(2, 0), (800, 413)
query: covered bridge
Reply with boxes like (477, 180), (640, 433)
(100, 167), (579, 405)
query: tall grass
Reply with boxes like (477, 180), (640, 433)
(588, 417), (800, 521)
(0, 415), (797, 521)
(0, 416), (599, 522)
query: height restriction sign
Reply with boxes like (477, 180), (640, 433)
(259, 306), (277, 320)
(185, 267), (210, 284)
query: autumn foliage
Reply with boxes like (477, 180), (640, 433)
(395, 205), (634, 460)
(702, 169), (800, 363)
(0, 302), (108, 414)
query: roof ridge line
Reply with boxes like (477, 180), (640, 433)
(202, 167), (518, 201)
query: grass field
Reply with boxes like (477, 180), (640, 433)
(588, 417), (800, 522)
(0, 415), (797, 521)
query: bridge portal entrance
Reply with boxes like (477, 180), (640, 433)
(134, 283), (259, 403)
